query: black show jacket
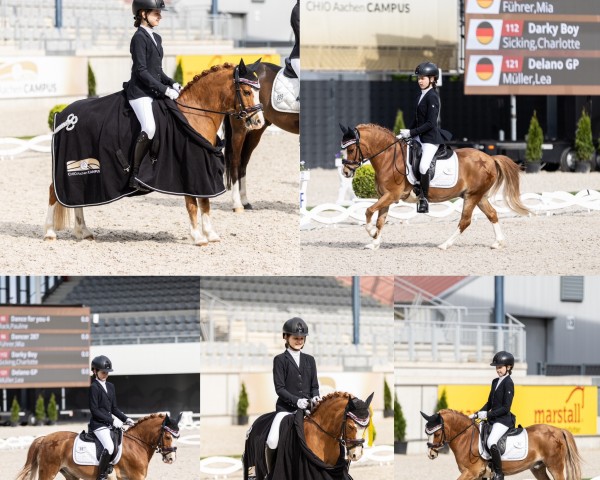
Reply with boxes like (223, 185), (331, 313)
(273, 350), (320, 413)
(409, 88), (452, 144)
(479, 375), (516, 428)
(88, 380), (128, 431)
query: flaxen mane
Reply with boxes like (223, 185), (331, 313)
(181, 63), (235, 93)
(310, 391), (352, 416)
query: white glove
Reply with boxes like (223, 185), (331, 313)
(477, 411), (488, 420)
(396, 129), (410, 139)
(468, 413), (476, 419)
(297, 398), (309, 410)
(311, 396), (321, 405)
(165, 87), (179, 100)
(173, 82), (183, 92)
(125, 418), (135, 426)
(113, 418), (124, 429)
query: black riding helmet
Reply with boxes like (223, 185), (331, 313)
(415, 61), (439, 80)
(132, 0), (166, 15)
(91, 355), (113, 372)
(490, 351), (515, 367)
(282, 317), (309, 338)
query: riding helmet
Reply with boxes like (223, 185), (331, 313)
(91, 355), (113, 372)
(414, 62), (439, 79)
(132, 0), (166, 15)
(490, 351), (515, 367)
(282, 317), (309, 338)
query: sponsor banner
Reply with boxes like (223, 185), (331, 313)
(0, 57), (88, 99)
(465, 54), (600, 94)
(177, 54), (281, 85)
(439, 384), (597, 435)
(466, 19), (597, 52)
(466, 0), (600, 15)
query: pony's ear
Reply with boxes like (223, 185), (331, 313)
(162, 413), (170, 425)
(364, 392), (374, 408)
(339, 123), (348, 134)
(238, 58), (247, 76)
(420, 411), (434, 421)
(175, 412), (183, 426)
(249, 58), (262, 71)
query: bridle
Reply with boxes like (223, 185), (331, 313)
(341, 128), (406, 176)
(175, 65), (263, 120)
(425, 415), (476, 451)
(124, 423), (180, 461)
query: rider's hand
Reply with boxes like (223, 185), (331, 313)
(125, 418), (135, 426)
(468, 413), (476, 420)
(113, 418), (124, 429)
(297, 398), (309, 410)
(397, 129), (410, 139)
(172, 82), (183, 92)
(165, 87), (179, 100)
(311, 396), (321, 406)
(477, 411), (488, 420)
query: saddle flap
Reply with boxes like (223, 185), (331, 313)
(272, 69), (299, 114)
(479, 423), (528, 461)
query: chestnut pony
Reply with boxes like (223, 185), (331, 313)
(224, 61), (299, 212)
(340, 124), (530, 250)
(44, 61), (265, 246)
(420, 410), (582, 480)
(15, 412), (181, 480)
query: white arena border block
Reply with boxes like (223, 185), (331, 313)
(301, 190), (600, 225)
(0, 135), (52, 159)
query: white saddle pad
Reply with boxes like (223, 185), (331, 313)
(73, 436), (123, 466)
(271, 69), (299, 113)
(479, 426), (528, 462)
(406, 143), (459, 189)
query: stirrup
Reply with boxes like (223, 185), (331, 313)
(417, 197), (429, 213)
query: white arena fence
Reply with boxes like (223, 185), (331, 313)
(199, 445), (394, 478)
(301, 189), (600, 225)
(0, 135), (52, 159)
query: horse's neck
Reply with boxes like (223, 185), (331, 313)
(127, 421), (160, 456)
(445, 414), (476, 457)
(179, 75), (228, 145)
(363, 128), (401, 167)
(305, 402), (345, 465)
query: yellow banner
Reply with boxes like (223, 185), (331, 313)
(438, 384), (597, 435)
(176, 54), (281, 85)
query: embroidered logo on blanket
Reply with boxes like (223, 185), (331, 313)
(67, 158), (100, 176)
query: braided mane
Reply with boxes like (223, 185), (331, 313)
(180, 63), (235, 94)
(310, 391), (352, 416)
(362, 123), (395, 138)
(129, 412), (165, 430)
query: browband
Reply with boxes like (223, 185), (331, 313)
(347, 411), (370, 427)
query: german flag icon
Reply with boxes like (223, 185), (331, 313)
(476, 21), (494, 45)
(475, 57), (494, 81)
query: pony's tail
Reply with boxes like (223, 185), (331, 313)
(223, 116), (234, 190)
(15, 436), (44, 480)
(48, 183), (71, 231)
(562, 429), (582, 480)
(491, 155), (530, 216)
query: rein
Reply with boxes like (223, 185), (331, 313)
(342, 133), (408, 181)
(305, 411), (368, 450)
(123, 424), (179, 458)
(175, 65), (263, 120)
(427, 416), (476, 450)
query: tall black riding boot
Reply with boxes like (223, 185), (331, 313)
(129, 131), (151, 190)
(264, 445), (277, 475)
(97, 449), (111, 480)
(417, 173), (430, 213)
(490, 445), (504, 480)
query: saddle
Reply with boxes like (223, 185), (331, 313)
(272, 68), (299, 114)
(409, 140), (454, 183)
(73, 428), (123, 466)
(479, 420), (528, 462)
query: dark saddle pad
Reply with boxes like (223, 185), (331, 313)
(480, 422), (523, 456)
(79, 428), (122, 462)
(409, 141), (454, 182)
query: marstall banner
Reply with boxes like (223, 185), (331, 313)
(177, 54), (281, 85)
(438, 384), (597, 435)
(0, 57), (88, 99)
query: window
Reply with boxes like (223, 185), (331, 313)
(560, 276), (584, 302)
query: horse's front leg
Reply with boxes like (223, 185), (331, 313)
(363, 193), (394, 250)
(185, 196), (208, 246)
(438, 194), (479, 250)
(73, 208), (94, 240)
(200, 198), (220, 242)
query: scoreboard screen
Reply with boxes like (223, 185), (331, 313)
(0, 306), (91, 388)
(464, 0), (600, 95)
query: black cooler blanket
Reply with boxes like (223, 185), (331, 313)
(52, 91), (225, 207)
(244, 410), (351, 480)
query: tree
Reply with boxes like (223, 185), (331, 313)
(35, 394), (46, 425)
(393, 110), (406, 135)
(173, 59), (184, 86)
(525, 110), (543, 163)
(436, 388), (448, 412)
(47, 393), (58, 424)
(88, 62), (97, 97)
(394, 395), (406, 442)
(10, 397), (20, 426)
(575, 108), (594, 162)
(237, 382), (249, 417)
(384, 379), (392, 412)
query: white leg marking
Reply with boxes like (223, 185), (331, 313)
(202, 212), (220, 242)
(189, 224), (208, 246)
(43, 203), (57, 241)
(240, 177), (249, 206)
(73, 208), (94, 240)
(438, 227), (462, 250)
(365, 222), (378, 238)
(365, 236), (382, 250)
(231, 180), (243, 212)
(490, 222), (506, 249)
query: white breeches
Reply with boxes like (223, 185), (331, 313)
(290, 58), (300, 79)
(94, 427), (115, 455)
(416, 137), (439, 175)
(129, 96), (156, 139)
(487, 422), (509, 449)
(266, 411), (293, 449)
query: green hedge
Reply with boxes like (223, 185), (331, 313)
(48, 104), (68, 131)
(352, 164), (378, 198)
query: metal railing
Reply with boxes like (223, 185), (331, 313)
(395, 305), (526, 363)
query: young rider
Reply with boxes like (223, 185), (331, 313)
(397, 61), (451, 214)
(126, 0), (181, 190)
(265, 317), (320, 471)
(470, 351), (516, 480)
(289, 0), (300, 79)
(89, 355), (134, 480)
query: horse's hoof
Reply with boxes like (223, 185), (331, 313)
(364, 243), (380, 250)
(243, 203), (253, 210)
(437, 243), (449, 250)
(43, 235), (56, 241)
(194, 240), (209, 246)
(83, 234), (95, 241)
(207, 234), (221, 243)
(491, 241), (505, 249)
(233, 207), (244, 213)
